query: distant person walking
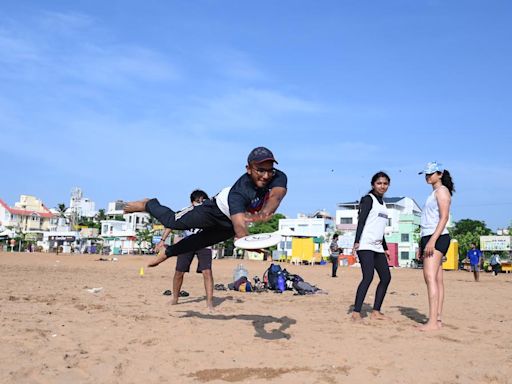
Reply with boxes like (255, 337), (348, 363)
(329, 234), (341, 278)
(490, 253), (501, 276)
(417, 161), (455, 331)
(351, 171), (392, 322)
(467, 243), (483, 282)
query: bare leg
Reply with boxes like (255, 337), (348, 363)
(418, 250), (443, 331)
(171, 271), (185, 305)
(123, 198), (149, 213)
(436, 263), (444, 326)
(202, 269), (214, 311)
(148, 246), (169, 267)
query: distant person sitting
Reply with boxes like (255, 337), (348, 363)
(467, 243), (483, 282)
(490, 253), (501, 276)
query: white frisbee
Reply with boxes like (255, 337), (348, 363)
(234, 231), (282, 250)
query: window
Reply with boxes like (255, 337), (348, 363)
(401, 233), (410, 242)
(400, 252), (409, 260)
(339, 218), (352, 224)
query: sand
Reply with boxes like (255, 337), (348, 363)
(1, 251), (511, 384)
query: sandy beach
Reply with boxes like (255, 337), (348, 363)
(1, 251), (511, 384)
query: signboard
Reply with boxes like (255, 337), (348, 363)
(49, 236), (75, 242)
(25, 233), (40, 241)
(480, 236), (511, 251)
(152, 235), (162, 244)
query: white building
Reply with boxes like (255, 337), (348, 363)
(69, 187), (97, 219)
(100, 212), (152, 254)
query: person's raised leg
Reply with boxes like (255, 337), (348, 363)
(418, 251), (442, 331)
(171, 271), (185, 305)
(352, 250), (375, 321)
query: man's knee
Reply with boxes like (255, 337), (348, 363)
(174, 271), (186, 278)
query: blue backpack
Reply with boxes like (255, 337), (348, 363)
(264, 263), (282, 290)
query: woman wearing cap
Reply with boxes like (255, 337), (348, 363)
(351, 171), (392, 322)
(417, 161), (455, 331)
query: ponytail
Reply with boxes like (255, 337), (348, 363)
(441, 170), (455, 195)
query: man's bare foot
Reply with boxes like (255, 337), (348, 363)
(206, 303), (215, 312)
(417, 321), (441, 332)
(169, 297), (179, 305)
(370, 311), (391, 321)
(351, 312), (363, 322)
(124, 198), (150, 213)
(147, 250), (168, 268)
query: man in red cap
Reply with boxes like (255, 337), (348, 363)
(124, 147), (287, 268)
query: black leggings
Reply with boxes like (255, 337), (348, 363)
(145, 198), (234, 257)
(354, 250), (391, 313)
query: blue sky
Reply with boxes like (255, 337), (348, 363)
(1, 1), (511, 230)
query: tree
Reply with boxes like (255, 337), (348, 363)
(449, 219), (493, 259)
(95, 209), (106, 223)
(135, 228), (153, 254)
(56, 203), (67, 218)
(248, 213), (286, 235)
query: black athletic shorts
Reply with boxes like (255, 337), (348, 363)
(420, 234), (451, 256)
(176, 248), (212, 273)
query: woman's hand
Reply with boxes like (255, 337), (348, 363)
(424, 239), (436, 258)
(385, 250), (391, 263)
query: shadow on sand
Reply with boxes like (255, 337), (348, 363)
(346, 303), (374, 317)
(393, 306), (427, 324)
(179, 311), (297, 340)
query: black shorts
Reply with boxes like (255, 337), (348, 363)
(420, 234), (451, 256)
(176, 248), (212, 273)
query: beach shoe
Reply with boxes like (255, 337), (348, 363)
(162, 289), (172, 296)
(214, 284), (227, 291)
(179, 290), (189, 297)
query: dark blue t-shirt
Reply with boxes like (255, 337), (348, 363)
(215, 169), (287, 217)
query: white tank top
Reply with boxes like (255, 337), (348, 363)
(359, 194), (388, 252)
(420, 188), (449, 237)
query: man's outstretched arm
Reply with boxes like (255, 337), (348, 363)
(246, 187), (287, 223)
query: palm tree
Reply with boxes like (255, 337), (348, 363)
(56, 203), (67, 218)
(95, 209), (106, 223)
(136, 228), (154, 254)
